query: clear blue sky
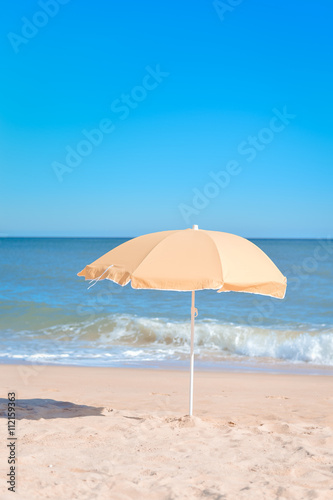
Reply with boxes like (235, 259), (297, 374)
(1, 0), (332, 237)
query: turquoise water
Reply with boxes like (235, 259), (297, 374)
(0, 237), (332, 372)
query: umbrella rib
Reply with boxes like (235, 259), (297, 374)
(130, 230), (179, 281)
(204, 232), (224, 286)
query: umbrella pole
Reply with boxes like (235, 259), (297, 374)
(189, 290), (196, 416)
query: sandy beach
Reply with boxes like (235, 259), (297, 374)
(0, 365), (332, 499)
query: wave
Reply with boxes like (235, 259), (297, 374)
(1, 314), (333, 366)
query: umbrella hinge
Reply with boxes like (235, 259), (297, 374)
(191, 307), (198, 318)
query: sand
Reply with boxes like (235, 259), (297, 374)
(0, 364), (333, 499)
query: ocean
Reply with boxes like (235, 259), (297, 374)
(1, 237), (332, 373)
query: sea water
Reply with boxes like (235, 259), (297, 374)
(0, 237), (332, 373)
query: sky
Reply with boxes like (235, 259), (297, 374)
(1, 0), (332, 238)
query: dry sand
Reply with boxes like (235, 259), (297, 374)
(0, 364), (332, 499)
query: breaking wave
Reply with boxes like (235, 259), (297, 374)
(1, 314), (333, 367)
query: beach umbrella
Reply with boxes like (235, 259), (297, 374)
(78, 226), (287, 416)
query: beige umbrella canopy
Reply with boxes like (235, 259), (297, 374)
(78, 226), (287, 415)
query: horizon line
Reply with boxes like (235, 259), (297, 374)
(0, 235), (331, 241)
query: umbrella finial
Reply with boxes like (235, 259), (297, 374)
(192, 224), (198, 230)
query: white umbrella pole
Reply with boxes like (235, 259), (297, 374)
(189, 290), (197, 416)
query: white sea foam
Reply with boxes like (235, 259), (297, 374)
(75, 314), (333, 365)
(2, 314), (332, 367)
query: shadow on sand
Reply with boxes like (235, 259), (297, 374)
(0, 398), (104, 419)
